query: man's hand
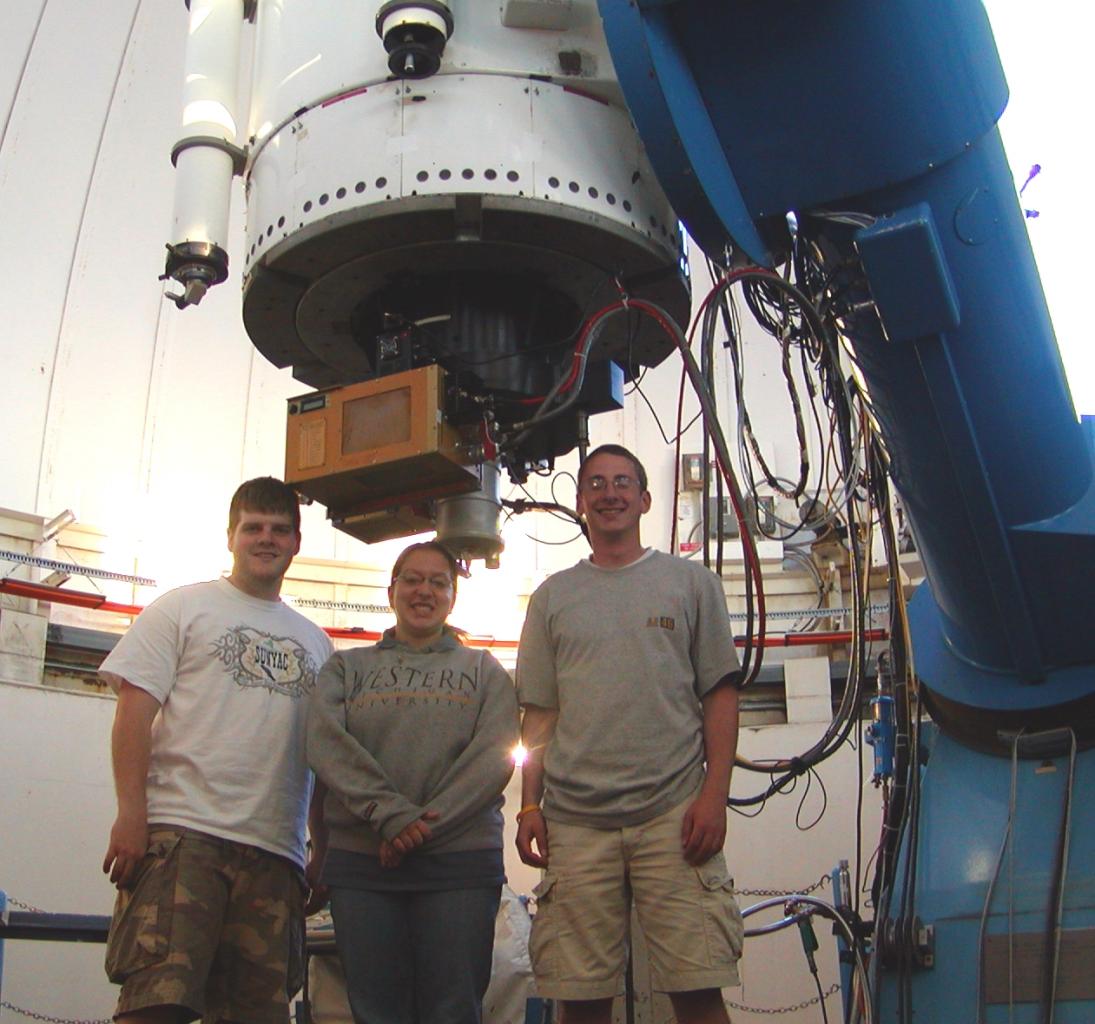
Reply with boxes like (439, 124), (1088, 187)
(680, 790), (727, 866)
(389, 810), (439, 855)
(516, 809), (549, 868)
(102, 813), (148, 889)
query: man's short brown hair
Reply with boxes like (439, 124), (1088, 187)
(578, 444), (649, 494)
(228, 477), (301, 534)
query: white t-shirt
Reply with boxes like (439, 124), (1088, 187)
(100, 577), (333, 867)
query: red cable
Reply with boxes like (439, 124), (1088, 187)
(515, 300), (626, 406)
(623, 295), (770, 685)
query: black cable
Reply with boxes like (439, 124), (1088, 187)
(814, 969), (831, 1024)
(630, 371), (703, 445)
(704, 289), (757, 675)
(670, 260), (881, 820)
(502, 496), (588, 543)
(549, 471), (578, 509)
(717, 264), (872, 798)
(795, 767), (829, 831)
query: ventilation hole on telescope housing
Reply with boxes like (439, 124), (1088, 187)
(548, 176), (560, 189)
(264, 226), (272, 237)
(507, 170), (519, 182)
(623, 199), (632, 212)
(417, 170), (429, 182)
(588, 186), (599, 199)
(568, 181), (579, 193)
(303, 200), (313, 213)
(462, 168), (474, 179)
(632, 170), (641, 184)
(257, 234), (263, 246)
(648, 215), (657, 227)
(606, 193), (616, 205)
(355, 181), (366, 193)
(440, 169), (451, 180)
(484, 168), (497, 180)
(376, 177), (387, 188)
(277, 216), (286, 228)
(336, 187), (346, 199)
(319, 193), (329, 205)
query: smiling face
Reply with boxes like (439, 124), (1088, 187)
(576, 450), (652, 546)
(227, 509), (301, 600)
(389, 548), (456, 647)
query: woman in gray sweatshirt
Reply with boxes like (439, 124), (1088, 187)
(306, 540), (519, 1024)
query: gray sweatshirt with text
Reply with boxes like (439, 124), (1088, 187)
(306, 629), (519, 856)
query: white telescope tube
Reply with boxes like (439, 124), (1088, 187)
(165, 0), (245, 305)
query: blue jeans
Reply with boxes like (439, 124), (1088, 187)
(329, 885), (501, 1024)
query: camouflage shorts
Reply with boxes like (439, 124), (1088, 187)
(105, 827), (305, 1024)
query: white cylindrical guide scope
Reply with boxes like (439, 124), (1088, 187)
(164, 0), (246, 308)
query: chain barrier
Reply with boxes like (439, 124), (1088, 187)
(737, 873), (831, 897)
(3, 896), (47, 913)
(0, 1002), (110, 1024)
(725, 982), (841, 1015)
(2, 899), (112, 1024)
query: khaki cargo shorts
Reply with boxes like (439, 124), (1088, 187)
(529, 794), (744, 1001)
(105, 827), (305, 1024)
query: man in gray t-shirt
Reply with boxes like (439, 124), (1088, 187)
(515, 445), (744, 1024)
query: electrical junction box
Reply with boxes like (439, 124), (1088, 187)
(708, 495), (775, 539)
(285, 365), (479, 544)
(681, 453), (705, 491)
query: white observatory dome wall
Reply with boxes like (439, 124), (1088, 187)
(0, 0), (336, 592)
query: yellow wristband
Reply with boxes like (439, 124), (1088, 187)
(516, 804), (543, 822)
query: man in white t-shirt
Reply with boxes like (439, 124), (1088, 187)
(515, 446), (744, 1024)
(99, 477), (333, 1024)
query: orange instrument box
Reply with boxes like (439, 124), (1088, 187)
(285, 365), (479, 539)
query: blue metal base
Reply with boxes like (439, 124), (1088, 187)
(909, 588), (1095, 718)
(878, 727), (1095, 1021)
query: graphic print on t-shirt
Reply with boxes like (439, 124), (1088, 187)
(210, 625), (321, 697)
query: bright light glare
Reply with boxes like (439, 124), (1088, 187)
(512, 743), (528, 768)
(188, 5), (212, 33)
(182, 100), (237, 136)
(281, 54), (322, 87)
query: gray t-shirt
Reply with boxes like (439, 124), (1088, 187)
(516, 549), (739, 828)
